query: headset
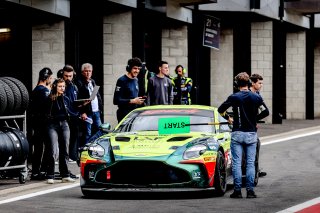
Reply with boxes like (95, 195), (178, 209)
(51, 78), (65, 91)
(39, 67), (53, 81)
(126, 64), (131, 72)
(175, 65), (186, 75)
(126, 57), (142, 72)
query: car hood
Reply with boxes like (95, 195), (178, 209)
(108, 131), (210, 158)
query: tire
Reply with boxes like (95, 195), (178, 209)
(4, 77), (29, 115)
(81, 188), (96, 198)
(19, 174), (26, 184)
(0, 77), (21, 115)
(0, 79), (15, 115)
(214, 150), (227, 196)
(0, 81), (8, 115)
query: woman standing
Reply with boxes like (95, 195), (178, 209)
(46, 78), (75, 184)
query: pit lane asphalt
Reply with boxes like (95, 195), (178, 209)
(1, 118), (320, 202)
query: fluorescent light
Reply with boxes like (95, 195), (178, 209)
(0, 28), (11, 33)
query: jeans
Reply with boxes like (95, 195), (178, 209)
(231, 131), (257, 191)
(68, 116), (80, 161)
(83, 111), (102, 145)
(46, 120), (70, 179)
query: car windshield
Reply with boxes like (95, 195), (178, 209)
(115, 109), (215, 133)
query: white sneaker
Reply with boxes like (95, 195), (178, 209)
(62, 177), (76, 183)
(47, 179), (54, 184)
(68, 159), (76, 164)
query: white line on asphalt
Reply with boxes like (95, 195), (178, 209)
(276, 197), (320, 213)
(0, 183), (79, 205)
(261, 130), (320, 146)
(260, 128), (320, 213)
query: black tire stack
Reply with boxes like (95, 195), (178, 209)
(0, 127), (29, 167)
(0, 77), (29, 116)
(0, 77), (29, 183)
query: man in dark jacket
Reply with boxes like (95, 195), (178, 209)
(76, 63), (103, 146)
(218, 72), (269, 199)
(113, 57), (145, 122)
(62, 65), (80, 163)
(29, 67), (53, 180)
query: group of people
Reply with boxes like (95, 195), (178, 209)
(218, 72), (269, 199)
(113, 57), (193, 122)
(29, 57), (269, 197)
(113, 57), (270, 199)
(28, 63), (102, 184)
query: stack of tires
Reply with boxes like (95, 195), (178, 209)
(0, 77), (29, 116)
(0, 127), (29, 167)
(0, 77), (29, 183)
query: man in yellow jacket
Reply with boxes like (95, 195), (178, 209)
(172, 65), (192, 105)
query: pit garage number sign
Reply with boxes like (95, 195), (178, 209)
(158, 117), (190, 135)
(203, 15), (220, 50)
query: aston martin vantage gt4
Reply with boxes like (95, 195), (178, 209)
(80, 105), (235, 197)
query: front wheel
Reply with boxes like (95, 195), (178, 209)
(214, 150), (227, 196)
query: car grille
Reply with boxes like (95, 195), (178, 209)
(95, 160), (191, 185)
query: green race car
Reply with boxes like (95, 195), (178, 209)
(80, 105), (234, 197)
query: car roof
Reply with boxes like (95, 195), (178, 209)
(131, 105), (217, 112)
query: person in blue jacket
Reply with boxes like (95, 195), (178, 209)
(113, 57), (145, 122)
(218, 72), (269, 199)
(61, 65), (80, 165)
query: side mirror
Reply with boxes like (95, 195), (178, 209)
(100, 123), (111, 133)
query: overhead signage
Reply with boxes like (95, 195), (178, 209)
(203, 15), (220, 50)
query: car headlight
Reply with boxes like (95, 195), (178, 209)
(206, 138), (219, 151)
(88, 144), (105, 158)
(183, 144), (207, 159)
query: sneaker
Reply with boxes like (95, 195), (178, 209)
(31, 173), (46, 180)
(230, 190), (243, 198)
(62, 177), (76, 183)
(247, 190), (257, 198)
(70, 172), (79, 179)
(47, 179), (54, 184)
(68, 159), (76, 164)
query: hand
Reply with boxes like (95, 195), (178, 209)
(83, 100), (91, 106)
(131, 97), (145, 105)
(80, 113), (88, 121)
(228, 116), (233, 124)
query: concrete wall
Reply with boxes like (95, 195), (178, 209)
(210, 28), (233, 107)
(32, 21), (65, 88)
(314, 40), (320, 117)
(162, 25), (188, 76)
(251, 21), (273, 123)
(286, 31), (306, 119)
(103, 11), (132, 127)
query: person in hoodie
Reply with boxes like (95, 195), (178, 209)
(45, 78), (75, 184)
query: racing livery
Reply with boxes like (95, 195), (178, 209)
(80, 105), (234, 197)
